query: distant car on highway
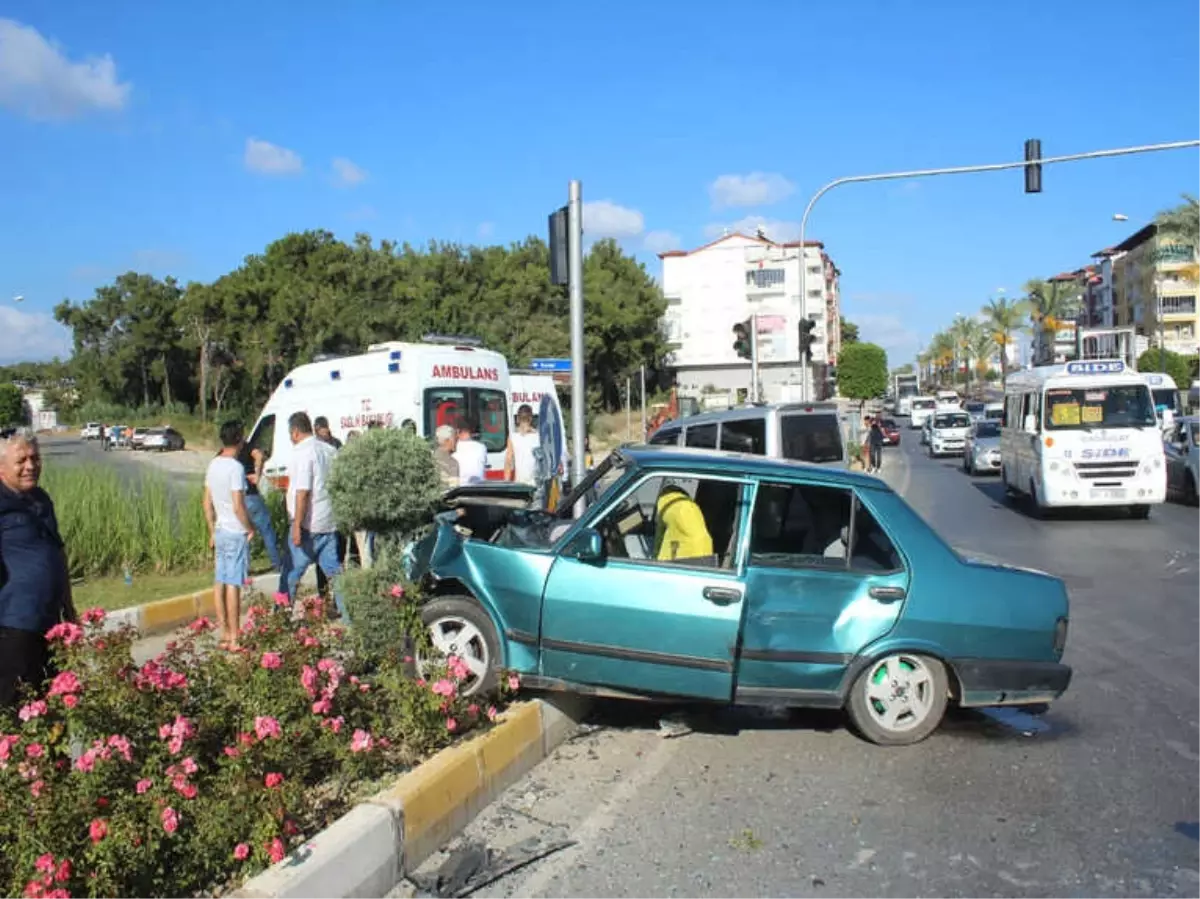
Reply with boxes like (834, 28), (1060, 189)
(141, 427), (186, 452)
(80, 422), (103, 441)
(963, 420), (1002, 475)
(404, 446), (1073, 746)
(984, 402), (1004, 422)
(879, 418), (901, 446)
(928, 411), (971, 458)
(130, 427), (149, 450)
(910, 397), (937, 431)
(964, 401), (987, 422)
(1165, 416), (1198, 505)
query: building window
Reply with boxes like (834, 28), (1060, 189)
(807, 264), (822, 275)
(1161, 295), (1197, 315)
(807, 288), (823, 299)
(746, 268), (785, 289)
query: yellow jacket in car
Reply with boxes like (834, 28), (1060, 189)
(654, 489), (713, 562)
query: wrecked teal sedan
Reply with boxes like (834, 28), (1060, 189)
(405, 447), (1071, 745)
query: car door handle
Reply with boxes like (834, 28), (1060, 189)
(702, 586), (742, 605)
(869, 586), (906, 602)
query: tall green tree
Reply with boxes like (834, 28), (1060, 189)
(0, 384), (25, 426)
(836, 342), (888, 408)
(840, 318), (859, 344)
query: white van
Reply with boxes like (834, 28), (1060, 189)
(248, 340), (512, 491)
(1144, 371), (1181, 433)
(936, 390), (960, 408)
(646, 403), (846, 468)
(1001, 359), (1166, 518)
(909, 396), (937, 430)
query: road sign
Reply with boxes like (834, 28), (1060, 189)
(530, 358), (572, 373)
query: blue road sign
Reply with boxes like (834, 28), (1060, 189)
(530, 358), (572, 373)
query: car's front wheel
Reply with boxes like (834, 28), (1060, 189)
(846, 653), (948, 746)
(419, 595), (501, 698)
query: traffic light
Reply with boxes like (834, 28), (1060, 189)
(732, 319), (752, 359)
(548, 206), (569, 285)
(1024, 138), (1042, 193)
(798, 318), (816, 357)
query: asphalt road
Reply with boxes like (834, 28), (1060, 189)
(406, 436), (1200, 897)
(40, 435), (208, 481)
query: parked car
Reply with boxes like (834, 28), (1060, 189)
(130, 427), (149, 450)
(963, 420), (1002, 475)
(80, 422), (103, 441)
(141, 427), (185, 452)
(1165, 416), (1199, 505)
(404, 446), (1072, 746)
(879, 418), (901, 446)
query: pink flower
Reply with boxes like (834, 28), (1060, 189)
(267, 837), (286, 864)
(264, 772), (284, 789)
(302, 636), (319, 648)
(62, 694), (78, 709)
(254, 716), (281, 741)
(233, 842), (250, 861)
(487, 705), (498, 721)
(181, 756), (198, 774)
(47, 671), (81, 697)
(349, 729), (374, 753)
(107, 734), (132, 762)
(311, 698), (332, 715)
(273, 591), (290, 607)
(53, 859), (70, 885)
(89, 818), (108, 843)
(322, 716), (344, 734)
(81, 607), (106, 625)
(403, 655), (413, 664)
(136, 778), (153, 794)
(25, 743), (43, 759)
(446, 717), (458, 732)
(18, 700), (47, 722)
(223, 746), (240, 759)
(0, 733), (18, 762)
(161, 806), (179, 834)
(74, 750), (97, 773)
(188, 616), (214, 633)
(390, 584), (405, 598)
(45, 622), (84, 646)
(300, 665), (319, 697)
(238, 731), (255, 746)
(176, 782), (197, 800)
(431, 678), (456, 698)
(35, 855), (54, 875)
(447, 655), (472, 681)
(160, 715), (195, 754)
(158, 723), (171, 739)
(467, 703), (480, 718)
(260, 651), (283, 670)
(507, 673), (520, 692)
(29, 779), (44, 798)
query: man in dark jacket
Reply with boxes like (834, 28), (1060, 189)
(0, 431), (74, 709)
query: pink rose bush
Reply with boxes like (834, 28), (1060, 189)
(0, 584), (519, 898)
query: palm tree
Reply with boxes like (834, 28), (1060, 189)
(928, 331), (955, 385)
(950, 318), (987, 393)
(1156, 193), (1199, 282)
(1024, 278), (1081, 363)
(981, 297), (1026, 383)
(969, 329), (998, 386)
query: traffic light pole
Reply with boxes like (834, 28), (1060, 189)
(568, 180), (586, 514)
(750, 313), (760, 403)
(795, 138), (1199, 397)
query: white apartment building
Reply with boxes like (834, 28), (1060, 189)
(659, 230), (842, 400)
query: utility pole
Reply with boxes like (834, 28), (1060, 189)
(625, 376), (632, 441)
(639, 364), (647, 438)
(567, 180), (586, 507)
(750, 313), (760, 403)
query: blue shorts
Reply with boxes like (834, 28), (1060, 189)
(214, 529), (250, 587)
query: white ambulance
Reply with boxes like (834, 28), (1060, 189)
(508, 373), (568, 465)
(248, 338), (512, 492)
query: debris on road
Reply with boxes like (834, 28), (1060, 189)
(408, 837), (577, 897)
(657, 711), (693, 739)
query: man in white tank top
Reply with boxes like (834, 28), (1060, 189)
(506, 404), (541, 485)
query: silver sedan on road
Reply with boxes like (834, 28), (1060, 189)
(962, 419), (1002, 475)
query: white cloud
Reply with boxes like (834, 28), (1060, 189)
(0, 18), (130, 120)
(704, 216), (804, 243)
(582, 200), (644, 239)
(709, 172), (794, 209)
(852, 313), (923, 367)
(0, 306), (71, 364)
(477, 221), (495, 240)
(244, 138), (303, 176)
(331, 156), (367, 187)
(643, 230), (682, 253)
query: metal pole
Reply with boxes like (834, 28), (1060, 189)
(1157, 276), (1166, 372)
(750, 313), (760, 403)
(639, 364), (647, 438)
(625, 376), (631, 441)
(567, 180), (586, 506)
(797, 257), (808, 404)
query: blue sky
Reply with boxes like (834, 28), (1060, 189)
(1, 0), (1197, 367)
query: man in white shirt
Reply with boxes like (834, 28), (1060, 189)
(284, 412), (345, 619)
(204, 420), (255, 649)
(452, 418), (489, 484)
(505, 404), (541, 485)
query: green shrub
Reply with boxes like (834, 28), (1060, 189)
(1137, 348), (1192, 393)
(339, 550), (429, 665)
(40, 464), (209, 578)
(327, 429), (441, 539)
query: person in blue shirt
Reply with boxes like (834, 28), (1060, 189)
(0, 430), (74, 709)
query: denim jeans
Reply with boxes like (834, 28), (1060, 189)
(286, 529), (345, 620)
(245, 493), (289, 594)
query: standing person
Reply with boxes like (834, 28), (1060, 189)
(0, 431), (74, 709)
(434, 424), (460, 489)
(237, 440), (288, 595)
(867, 416), (885, 474)
(505, 404), (540, 485)
(452, 418), (488, 484)
(204, 421), (255, 650)
(284, 413), (345, 619)
(314, 416), (343, 450)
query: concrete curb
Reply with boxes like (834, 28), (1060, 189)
(234, 693), (591, 898)
(100, 572), (283, 638)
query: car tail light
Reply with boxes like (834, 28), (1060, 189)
(1053, 616), (1068, 654)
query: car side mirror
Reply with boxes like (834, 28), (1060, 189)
(1023, 415), (1037, 433)
(568, 527), (605, 563)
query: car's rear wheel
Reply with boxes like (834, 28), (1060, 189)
(846, 653), (948, 746)
(419, 595), (501, 698)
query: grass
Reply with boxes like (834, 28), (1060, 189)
(72, 563), (275, 612)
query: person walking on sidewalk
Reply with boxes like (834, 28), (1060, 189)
(867, 416), (885, 474)
(204, 421), (256, 650)
(0, 430), (74, 710)
(312, 415), (345, 587)
(237, 440), (288, 595)
(284, 412), (345, 619)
